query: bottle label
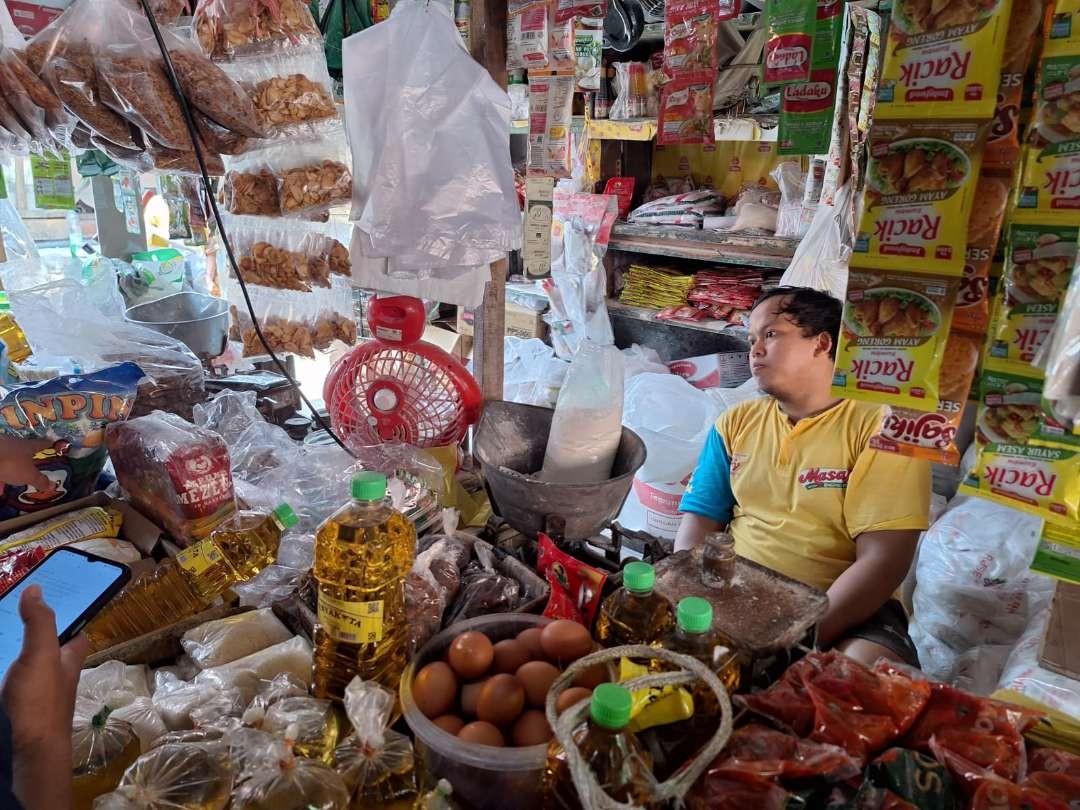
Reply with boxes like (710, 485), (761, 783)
(176, 538), (224, 576)
(317, 593), (384, 644)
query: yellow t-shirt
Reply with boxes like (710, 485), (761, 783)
(680, 397), (931, 592)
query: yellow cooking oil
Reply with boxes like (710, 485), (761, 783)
(72, 715), (141, 810)
(595, 561), (674, 648)
(0, 292), (31, 364)
(84, 503), (297, 651)
(312, 472), (415, 702)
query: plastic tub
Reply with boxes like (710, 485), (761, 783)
(400, 613), (553, 809)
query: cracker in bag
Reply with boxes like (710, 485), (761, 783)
(832, 269), (959, 410)
(960, 439), (1080, 527)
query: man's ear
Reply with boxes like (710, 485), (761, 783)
(815, 331), (834, 358)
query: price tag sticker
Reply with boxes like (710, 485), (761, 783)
(317, 593), (384, 644)
(176, 539), (224, 576)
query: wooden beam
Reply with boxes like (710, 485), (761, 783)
(469, 0), (508, 88)
(474, 259), (507, 401)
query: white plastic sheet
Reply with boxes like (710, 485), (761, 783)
(342, 0), (521, 307)
(779, 181), (853, 300)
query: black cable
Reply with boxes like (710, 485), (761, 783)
(133, 0), (355, 457)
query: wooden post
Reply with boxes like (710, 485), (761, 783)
(470, 0), (509, 402)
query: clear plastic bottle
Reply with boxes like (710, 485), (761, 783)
(312, 472), (415, 702)
(84, 503), (297, 651)
(0, 291), (31, 365)
(544, 683), (657, 809)
(595, 561), (674, 648)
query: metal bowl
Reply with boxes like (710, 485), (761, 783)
(124, 292), (229, 358)
(474, 400), (646, 540)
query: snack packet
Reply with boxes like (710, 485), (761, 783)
(527, 71), (575, 177)
(986, 221), (1077, 374)
(664, 0), (720, 75)
(0, 505), (122, 556)
(0, 362), (143, 520)
(853, 120), (987, 275)
(985, 0), (1047, 168)
(536, 531), (607, 625)
(976, 366), (1045, 446)
(832, 269), (960, 410)
(875, 0), (1012, 119)
(574, 19), (603, 92)
(955, 247), (994, 334)
(193, 0), (321, 61)
(657, 69), (714, 146)
(506, 3), (548, 71)
(778, 0), (843, 156)
(762, 0), (816, 87)
(959, 440), (1080, 527)
(553, 0), (604, 25)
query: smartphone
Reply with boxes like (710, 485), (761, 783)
(0, 547), (130, 677)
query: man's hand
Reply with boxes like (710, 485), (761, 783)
(674, 513), (722, 553)
(1, 585), (88, 810)
(0, 437), (54, 491)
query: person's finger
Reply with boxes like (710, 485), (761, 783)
(18, 438), (54, 455)
(60, 633), (90, 692)
(23, 467), (53, 492)
(17, 584), (59, 663)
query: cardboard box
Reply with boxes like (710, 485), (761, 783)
(457, 302), (548, 341)
(0, 492), (163, 557)
(667, 351), (751, 389)
(1039, 581), (1080, 682)
(423, 324), (472, 362)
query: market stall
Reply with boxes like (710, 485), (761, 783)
(0, 0), (1077, 807)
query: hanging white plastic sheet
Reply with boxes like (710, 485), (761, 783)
(342, 0), (522, 307)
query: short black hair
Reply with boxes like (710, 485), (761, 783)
(752, 286), (842, 358)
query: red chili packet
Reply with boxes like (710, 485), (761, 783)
(657, 70), (715, 146)
(536, 532), (608, 627)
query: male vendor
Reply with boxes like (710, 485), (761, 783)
(675, 287), (930, 666)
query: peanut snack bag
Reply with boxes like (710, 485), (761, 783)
(960, 439), (1080, 527)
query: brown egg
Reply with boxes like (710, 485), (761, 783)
(573, 661), (609, 690)
(460, 679), (487, 717)
(448, 631), (495, 679)
(511, 710), (553, 747)
(432, 715), (465, 735)
(556, 686), (592, 715)
(412, 662), (458, 719)
(458, 721), (505, 747)
(540, 620), (593, 665)
(492, 639), (531, 674)
(516, 627), (545, 660)
(476, 674), (525, 726)
(516, 660), (561, 708)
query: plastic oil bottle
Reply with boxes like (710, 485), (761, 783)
(544, 683), (658, 809)
(84, 503), (298, 651)
(0, 291), (32, 364)
(595, 561), (674, 648)
(312, 472), (415, 702)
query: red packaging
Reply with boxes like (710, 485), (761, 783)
(657, 70), (714, 145)
(710, 724), (861, 782)
(1028, 748), (1080, 778)
(664, 0), (720, 75)
(552, 0), (604, 24)
(717, 0), (740, 21)
(686, 767), (798, 810)
(0, 546), (46, 595)
(603, 177), (636, 220)
(971, 780), (1070, 810)
(535, 532), (608, 627)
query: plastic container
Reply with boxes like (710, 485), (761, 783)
(399, 613), (553, 810)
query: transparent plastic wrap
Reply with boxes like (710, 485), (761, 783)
(771, 161), (809, 239)
(195, 635), (314, 700)
(779, 180), (853, 300)
(502, 336), (569, 408)
(343, 0), (521, 274)
(260, 696), (341, 762)
(996, 610), (1080, 721)
(77, 662), (165, 752)
(95, 50), (195, 150)
(71, 708), (141, 806)
(93, 741), (234, 810)
(181, 608), (294, 669)
(194, 109), (251, 156)
(222, 46), (337, 139)
(444, 542), (521, 624)
(231, 734), (350, 810)
(193, 0), (321, 61)
(224, 139), (352, 218)
(226, 217), (350, 291)
(0, 32), (67, 145)
(245, 672), (309, 715)
(146, 137), (226, 177)
(221, 168), (279, 215)
(332, 678), (417, 807)
(1039, 258), (1080, 443)
(105, 411), (236, 546)
(110, 698), (168, 752)
(234, 563), (306, 607)
(407, 510), (474, 649)
(151, 674), (245, 731)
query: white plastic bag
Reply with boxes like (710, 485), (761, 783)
(540, 340), (624, 484)
(181, 608), (294, 670)
(779, 180), (853, 300)
(503, 336), (569, 408)
(997, 609), (1080, 720)
(622, 345), (668, 379)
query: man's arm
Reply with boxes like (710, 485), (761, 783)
(675, 425), (736, 553)
(817, 529), (918, 647)
(674, 513), (723, 553)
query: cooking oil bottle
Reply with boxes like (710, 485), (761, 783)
(544, 683), (658, 809)
(0, 291), (31, 364)
(312, 472), (415, 702)
(84, 503), (297, 651)
(595, 561), (674, 648)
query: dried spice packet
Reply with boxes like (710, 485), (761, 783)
(762, 0), (816, 87)
(657, 70), (714, 146)
(664, 0), (720, 75)
(960, 439), (1080, 528)
(976, 365), (1045, 446)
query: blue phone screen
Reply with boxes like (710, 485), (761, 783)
(0, 550), (126, 678)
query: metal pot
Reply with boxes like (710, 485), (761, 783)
(124, 292), (229, 358)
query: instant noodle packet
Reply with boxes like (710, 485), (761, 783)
(960, 439), (1080, 527)
(0, 362), (143, 520)
(875, 0), (1012, 119)
(832, 268), (960, 410)
(762, 0), (817, 87)
(976, 365), (1045, 446)
(664, 0), (720, 75)
(657, 70), (714, 145)
(987, 221), (1078, 374)
(853, 120), (987, 275)
(869, 330), (979, 464)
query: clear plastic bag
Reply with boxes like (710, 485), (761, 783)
(771, 161), (809, 239)
(105, 411), (237, 546)
(502, 336), (569, 408)
(232, 735), (350, 810)
(407, 510), (474, 648)
(0, 34), (67, 146)
(260, 696), (341, 763)
(193, 0), (321, 61)
(1039, 258), (1080, 442)
(996, 610), (1080, 721)
(77, 662), (166, 751)
(332, 678), (417, 807)
(225, 139), (352, 218)
(609, 62), (649, 121)
(779, 180), (852, 300)
(110, 698), (168, 752)
(94, 741), (234, 810)
(245, 673), (309, 715)
(151, 674), (245, 731)
(225, 217), (350, 291)
(181, 608), (294, 670)
(72, 707), (141, 799)
(444, 543), (521, 624)
(194, 635), (314, 701)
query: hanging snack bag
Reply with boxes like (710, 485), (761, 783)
(955, 174), (1010, 333)
(193, 0), (321, 61)
(536, 531), (608, 625)
(554, 0), (604, 25)
(1016, 52), (1080, 219)
(985, 0), (1047, 168)
(664, 0), (720, 75)
(506, 1), (548, 71)
(875, 0), (1012, 119)
(778, 0), (844, 156)
(528, 71), (575, 177)
(869, 330), (980, 464)
(976, 366), (1045, 446)
(0, 362), (143, 520)
(574, 18), (603, 92)
(548, 6), (576, 73)
(853, 120), (987, 275)
(832, 268), (959, 410)
(987, 221), (1078, 374)
(657, 69), (714, 146)
(960, 440), (1079, 527)
(762, 0), (816, 87)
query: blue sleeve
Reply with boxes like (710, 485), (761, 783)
(678, 425), (735, 524)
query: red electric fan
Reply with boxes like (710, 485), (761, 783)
(324, 296), (483, 449)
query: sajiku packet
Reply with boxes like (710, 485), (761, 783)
(832, 268), (960, 410)
(762, 0), (817, 87)
(976, 365), (1045, 446)
(853, 120), (987, 275)
(657, 69), (714, 146)
(875, 0), (1013, 119)
(984, 0), (1047, 168)
(959, 439), (1080, 527)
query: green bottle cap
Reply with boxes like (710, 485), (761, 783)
(273, 503), (299, 529)
(590, 683), (632, 730)
(677, 596), (713, 634)
(352, 471), (387, 501)
(623, 561), (655, 593)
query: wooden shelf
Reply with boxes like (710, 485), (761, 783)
(608, 299), (751, 342)
(608, 222), (798, 269)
